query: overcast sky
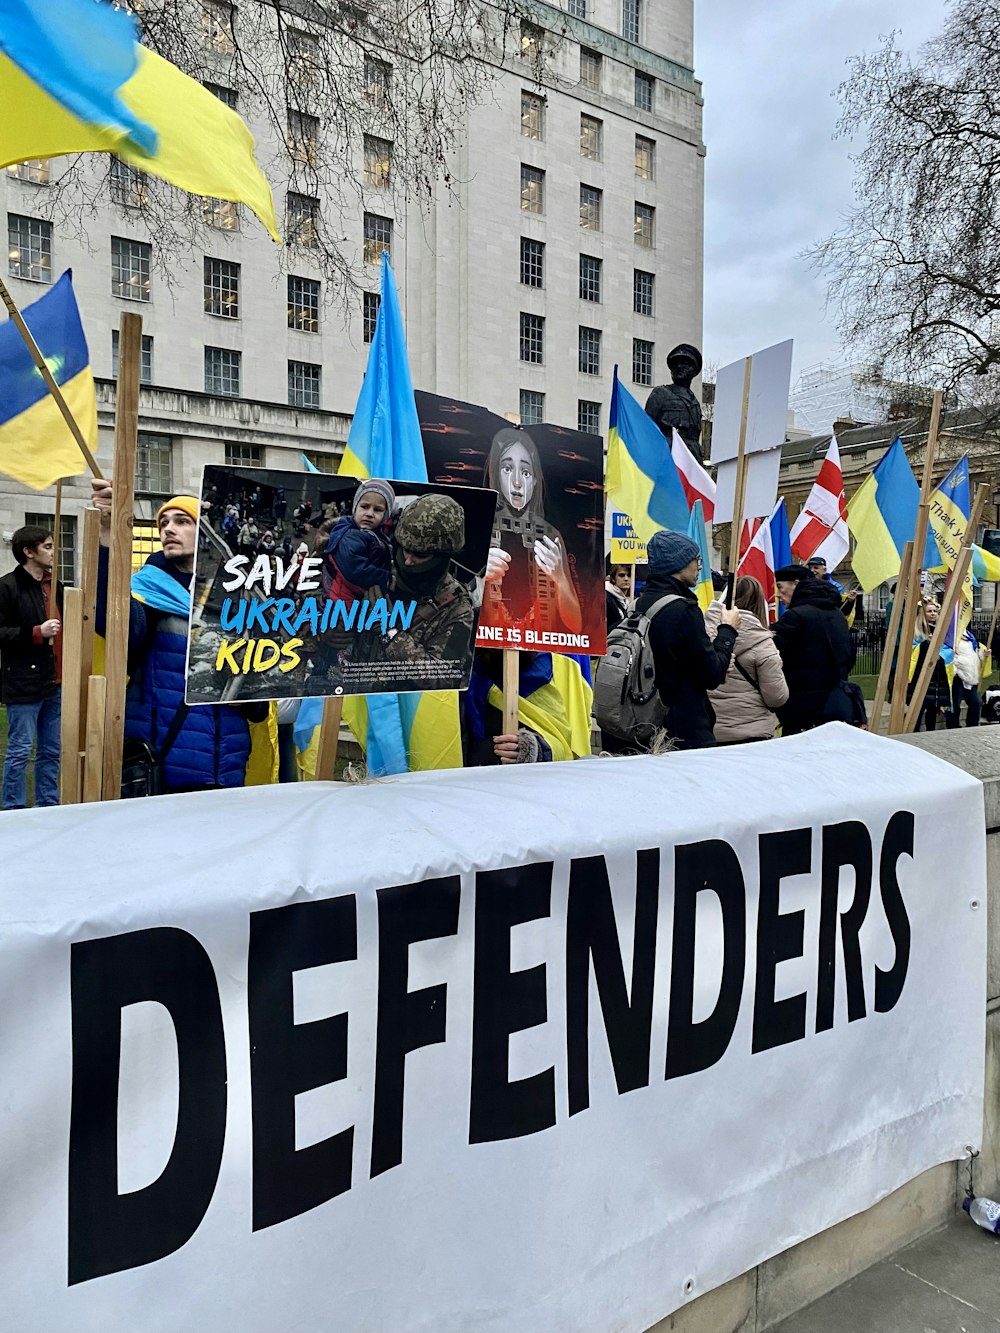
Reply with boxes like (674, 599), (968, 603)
(695, 0), (947, 387)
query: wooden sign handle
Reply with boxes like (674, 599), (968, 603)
(503, 649), (519, 735)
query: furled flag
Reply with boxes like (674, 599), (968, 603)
(738, 498), (792, 621)
(0, 270), (96, 489)
(463, 653), (594, 762)
(790, 435), (849, 571)
(296, 254), (462, 778)
(607, 368), (691, 542)
(671, 429), (715, 521)
(927, 455), (975, 640)
(846, 437), (920, 590)
(687, 500), (714, 612)
(0, 0), (279, 241)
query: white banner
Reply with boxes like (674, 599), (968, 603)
(0, 727), (986, 1333)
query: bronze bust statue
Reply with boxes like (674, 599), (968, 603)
(644, 343), (704, 462)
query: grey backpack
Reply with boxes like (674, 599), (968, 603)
(593, 595), (681, 747)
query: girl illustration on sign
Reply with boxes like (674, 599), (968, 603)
(484, 428), (582, 634)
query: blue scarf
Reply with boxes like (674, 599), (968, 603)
(131, 557), (192, 618)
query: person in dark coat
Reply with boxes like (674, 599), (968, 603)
(635, 530), (741, 749)
(605, 563), (631, 634)
(773, 564), (856, 735)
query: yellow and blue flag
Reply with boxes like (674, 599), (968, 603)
(464, 653), (593, 762)
(607, 368), (690, 543)
(846, 436), (921, 590)
(0, 0), (278, 242)
(687, 499), (714, 612)
(927, 455), (975, 642)
(0, 270), (96, 489)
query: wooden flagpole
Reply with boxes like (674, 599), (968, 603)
(0, 276), (103, 480)
(101, 312), (141, 800)
(904, 483), (987, 733)
(725, 356), (754, 605)
(82, 675), (107, 804)
(314, 695), (344, 780)
(868, 541), (913, 736)
(887, 390), (943, 734)
(503, 648), (519, 736)
(78, 507), (101, 747)
(59, 587), (83, 805)
(48, 479), (62, 619)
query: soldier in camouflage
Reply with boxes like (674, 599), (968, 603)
(368, 493), (475, 682)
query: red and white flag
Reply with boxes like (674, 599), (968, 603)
(738, 499), (792, 622)
(671, 429), (715, 521)
(789, 435), (849, 571)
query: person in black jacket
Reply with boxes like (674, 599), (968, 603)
(635, 530), (741, 749)
(0, 525), (63, 809)
(773, 564), (856, 735)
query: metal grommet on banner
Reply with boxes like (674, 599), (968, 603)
(683, 1278), (695, 1296)
(970, 899), (981, 910)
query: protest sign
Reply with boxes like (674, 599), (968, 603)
(418, 392), (606, 655)
(711, 340), (794, 526)
(0, 727), (985, 1333)
(610, 511), (647, 563)
(186, 465), (495, 702)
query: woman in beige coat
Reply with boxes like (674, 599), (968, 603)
(703, 576), (789, 743)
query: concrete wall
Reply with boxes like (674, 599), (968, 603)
(645, 728), (1000, 1333)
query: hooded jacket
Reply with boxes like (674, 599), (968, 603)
(636, 573), (737, 748)
(0, 564), (64, 705)
(704, 605), (789, 742)
(772, 577), (855, 733)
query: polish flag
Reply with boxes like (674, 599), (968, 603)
(738, 499), (792, 621)
(671, 429), (715, 521)
(789, 435), (849, 571)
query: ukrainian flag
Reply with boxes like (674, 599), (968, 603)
(0, 0), (278, 242)
(464, 654), (594, 762)
(927, 455), (975, 638)
(687, 499), (714, 612)
(607, 368), (690, 544)
(846, 437), (920, 589)
(0, 270), (96, 489)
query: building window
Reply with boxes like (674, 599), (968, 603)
(634, 202), (655, 248)
(579, 253), (602, 303)
(287, 29), (320, 92)
(578, 400), (601, 434)
(579, 326), (601, 376)
(7, 214), (52, 283)
(635, 134), (655, 180)
(287, 110), (319, 167)
(634, 268), (655, 316)
(635, 71), (654, 113)
(521, 20), (543, 59)
(6, 160), (49, 185)
(205, 346), (241, 397)
(520, 237), (544, 288)
(288, 360), (321, 409)
(365, 55), (391, 105)
(580, 47), (601, 91)
(225, 441), (262, 468)
(520, 390), (545, 425)
(579, 184), (602, 231)
(363, 136), (393, 187)
(623, 0), (641, 43)
(110, 157), (148, 209)
(580, 113), (602, 160)
(112, 330), (154, 384)
(633, 338), (654, 386)
(567, 0), (586, 16)
(287, 192), (320, 247)
(204, 256), (240, 318)
(288, 275), (320, 332)
(202, 196), (240, 230)
(521, 91), (545, 141)
(363, 290), (381, 342)
(24, 512), (75, 586)
(204, 81), (237, 108)
(520, 163), (545, 214)
(110, 236), (150, 301)
(135, 432), (173, 495)
(302, 450), (338, 474)
(363, 212), (392, 263)
(201, 0), (235, 54)
(519, 312), (544, 365)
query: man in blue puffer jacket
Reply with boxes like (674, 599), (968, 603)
(93, 482), (267, 794)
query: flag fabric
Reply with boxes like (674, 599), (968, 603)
(0, 0), (279, 242)
(607, 369), (690, 542)
(738, 498), (792, 621)
(671, 429), (715, 521)
(687, 500), (714, 612)
(972, 544), (1000, 583)
(463, 654), (594, 763)
(790, 435), (849, 570)
(0, 270), (96, 489)
(846, 437), (920, 590)
(927, 455), (975, 641)
(301, 453), (320, 474)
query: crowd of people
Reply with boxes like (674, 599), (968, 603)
(0, 484), (995, 807)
